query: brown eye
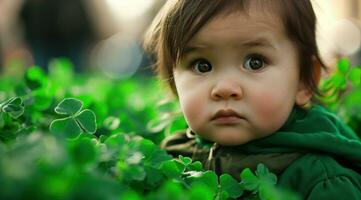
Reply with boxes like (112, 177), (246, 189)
(243, 54), (266, 70)
(192, 59), (212, 73)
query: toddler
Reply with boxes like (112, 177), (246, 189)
(144, 0), (361, 199)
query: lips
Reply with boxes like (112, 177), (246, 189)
(211, 109), (244, 124)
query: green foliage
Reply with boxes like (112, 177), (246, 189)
(319, 57), (361, 135)
(6, 57), (361, 199)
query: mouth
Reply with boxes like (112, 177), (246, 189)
(211, 109), (244, 124)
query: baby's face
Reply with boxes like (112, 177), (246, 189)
(173, 9), (311, 146)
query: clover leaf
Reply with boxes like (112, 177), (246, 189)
(160, 160), (183, 179)
(0, 97), (25, 120)
(220, 174), (243, 199)
(240, 163), (279, 200)
(241, 168), (259, 191)
(337, 57), (350, 74)
(255, 163), (277, 185)
(75, 109), (96, 134)
(349, 67), (361, 85)
(179, 155), (192, 165)
(68, 137), (97, 166)
(50, 98), (97, 138)
(54, 98), (83, 115)
(185, 170), (219, 194)
(50, 117), (82, 138)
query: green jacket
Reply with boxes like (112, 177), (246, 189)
(161, 105), (361, 199)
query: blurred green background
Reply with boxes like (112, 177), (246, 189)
(0, 0), (361, 199)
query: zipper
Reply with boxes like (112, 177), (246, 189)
(207, 142), (219, 162)
(206, 142), (221, 174)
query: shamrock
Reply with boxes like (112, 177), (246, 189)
(50, 98), (96, 138)
(0, 97), (25, 128)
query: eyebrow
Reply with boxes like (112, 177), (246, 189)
(183, 37), (277, 56)
(242, 38), (277, 50)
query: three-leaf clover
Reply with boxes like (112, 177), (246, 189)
(50, 98), (96, 138)
(220, 174), (244, 199)
(240, 163), (278, 200)
(0, 97), (25, 128)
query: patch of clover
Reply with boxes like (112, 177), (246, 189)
(50, 98), (96, 138)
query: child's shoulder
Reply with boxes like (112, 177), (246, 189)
(160, 131), (197, 158)
(280, 153), (361, 199)
(308, 104), (359, 140)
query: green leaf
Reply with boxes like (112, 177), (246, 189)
(68, 137), (97, 166)
(188, 161), (203, 171)
(332, 73), (347, 89)
(48, 58), (74, 84)
(50, 117), (82, 138)
(14, 83), (31, 96)
(160, 159), (182, 179)
(255, 164), (277, 185)
(154, 181), (185, 200)
(337, 58), (350, 74)
(2, 105), (24, 119)
(147, 148), (172, 168)
(120, 191), (141, 200)
(25, 66), (47, 90)
(189, 183), (214, 200)
(258, 183), (278, 200)
(126, 165), (146, 181)
(179, 155), (192, 165)
(7, 97), (23, 106)
(7, 108), (24, 119)
(0, 112), (4, 128)
(32, 91), (53, 111)
(241, 168), (259, 191)
(75, 109), (97, 134)
(145, 166), (164, 188)
(138, 139), (156, 157)
(187, 171), (219, 193)
(220, 174), (243, 198)
(104, 134), (126, 150)
(1, 97), (25, 119)
(349, 67), (361, 85)
(55, 98), (83, 115)
(2, 103), (22, 112)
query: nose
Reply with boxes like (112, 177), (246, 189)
(211, 80), (243, 100)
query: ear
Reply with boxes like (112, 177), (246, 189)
(295, 83), (312, 106)
(295, 58), (322, 106)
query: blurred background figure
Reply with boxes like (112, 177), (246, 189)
(0, 0), (360, 77)
(18, 0), (97, 72)
(88, 0), (166, 78)
(0, 0), (165, 77)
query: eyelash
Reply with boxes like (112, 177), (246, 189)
(243, 53), (270, 71)
(189, 58), (212, 74)
(187, 53), (270, 73)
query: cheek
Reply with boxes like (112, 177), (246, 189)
(175, 74), (208, 129)
(179, 91), (201, 114)
(256, 95), (282, 119)
(251, 89), (294, 130)
(178, 91), (208, 130)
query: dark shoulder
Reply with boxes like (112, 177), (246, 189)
(279, 153), (361, 197)
(160, 132), (197, 158)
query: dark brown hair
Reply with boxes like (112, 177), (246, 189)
(143, 0), (327, 96)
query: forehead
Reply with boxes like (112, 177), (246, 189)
(186, 8), (286, 50)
